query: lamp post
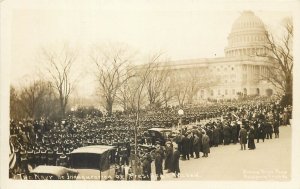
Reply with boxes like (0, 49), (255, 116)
(178, 109), (184, 134)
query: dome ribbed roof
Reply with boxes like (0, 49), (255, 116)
(224, 11), (268, 57)
(231, 11), (265, 33)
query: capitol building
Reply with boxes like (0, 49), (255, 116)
(164, 11), (276, 101)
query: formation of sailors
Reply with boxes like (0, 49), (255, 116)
(9, 99), (292, 179)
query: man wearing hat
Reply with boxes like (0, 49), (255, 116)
(273, 118), (280, 138)
(248, 125), (256, 150)
(212, 126), (220, 147)
(193, 133), (200, 158)
(154, 148), (163, 181)
(257, 120), (266, 143)
(239, 125), (247, 150)
(27, 148), (34, 168)
(171, 146), (180, 178)
(223, 123), (231, 145)
(181, 134), (190, 160)
(231, 121), (238, 144)
(202, 132), (210, 157)
(125, 139), (131, 166)
(120, 144), (129, 166)
(47, 148), (55, 165)
(141, 153), (152, 181)
(56, 148), (63, 166)
(188, 131), (194, 158)
(33, 147), (40, 167)
(164, 140), (173, 172)
(265, 120), (273, 139)
(40, 148), (47, 165)
(20, 148), (29, 175)
(57, 154), (68, 167)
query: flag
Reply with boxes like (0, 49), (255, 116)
(9, 141), (16, 169)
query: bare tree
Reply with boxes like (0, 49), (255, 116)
(10, 80), (57, 120)
(259, 18), (293, 105)
(125, 53), (162, 176)
(171, 70), (189, 107)
(116, 76), (141, 113)
(145, 61), (171, 109)
(10, 87), (25, 120)
(39, 44), (78, 118)
(171, 67), (219, 106)
(18, 80), (47, 119)
(186, 69), (202, 104)
(90, 44), (136, 116)
(161, 74), (174, 107)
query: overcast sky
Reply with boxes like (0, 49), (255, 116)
(3, 0), (294, 98)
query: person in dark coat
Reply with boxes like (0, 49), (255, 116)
(223, 124), (231, 145)
(142, 154), (152, 181)
(202, 132), (210, 157)
(154, 149), (163, 181)
(247, 126), (256, 150)
(171, 146), (180, 178)
(231, 123), (238, 144)
(253, 120), (259, 141)
(197, 129), (203, 157)
(239, 125), (247, 150)
(218, 123), (224, 145)
(193, 134), (200, 158)
(181, 134), (190, 160)
(174, 134), (182, 155)
(265, 121), (273, 139)
(273, 119), (280, 138)
(206, 127), (213, 147)
(164, 140), (173, 172)
(257, 120), (266, 143)
(212, 126), (220, 147)
(188, 133), (194, 158)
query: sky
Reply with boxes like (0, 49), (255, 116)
(3, 0), (295, 98)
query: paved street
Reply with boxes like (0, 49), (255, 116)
(155, 126), (291, 181)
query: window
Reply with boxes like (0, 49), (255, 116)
(225, 89), (228, 95)
(232, 67), (234, 71)
(218, 90), (221, 95)
(232, 89), (235, 94)
(211, 90), (214, 96)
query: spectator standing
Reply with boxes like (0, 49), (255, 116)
(248, 126), (256, 150)
(154, 148), (163, 181)
(239, 125), (247, 150)
(171, 146), (180, 178)
(202, 132), (210, 157)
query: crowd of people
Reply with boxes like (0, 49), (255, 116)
(9, 98), (292, 180)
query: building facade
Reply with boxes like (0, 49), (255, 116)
(165, 11), (275, 101)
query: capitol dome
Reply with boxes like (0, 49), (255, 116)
(225, 11), (268, 57)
